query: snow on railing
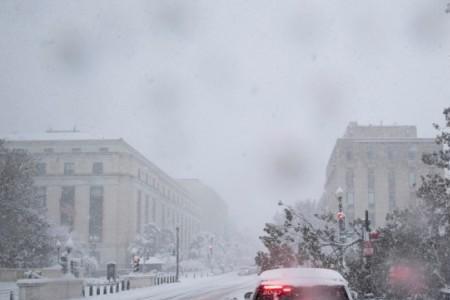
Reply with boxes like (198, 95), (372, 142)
(82, 274), (178, 297)
(83, 279), (130, 297)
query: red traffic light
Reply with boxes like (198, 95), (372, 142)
(336, 212), (345, 221)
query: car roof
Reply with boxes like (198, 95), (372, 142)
(259, 267), (348, 287)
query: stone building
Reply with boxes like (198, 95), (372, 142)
(4, 131), (201, 267)
(321, 122), (441, 227)
(177, 179), (230, 240)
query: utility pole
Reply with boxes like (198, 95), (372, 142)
(176, 227), (180, 282)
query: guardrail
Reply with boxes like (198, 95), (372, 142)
(83, 279), (130, 297)
(0, 289), (16, 300)
(82, 274), (178, 297)
(182, 271), (212, 279)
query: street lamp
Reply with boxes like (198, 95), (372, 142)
(335, 187), (344, 199)
(335, 187), (346, 243)
(65, 238), (74, 275)
(335, 187), (346, 271)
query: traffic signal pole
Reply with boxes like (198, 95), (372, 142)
(363, 210), (372, 296)
(176, 227), (180, 282)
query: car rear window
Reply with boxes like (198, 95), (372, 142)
(255, 285), (349, 300)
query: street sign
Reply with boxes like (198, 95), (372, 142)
(369, 230), (380, 240)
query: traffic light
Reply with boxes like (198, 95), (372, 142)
(336, 211), (345, 221)
(133, 256), (140, 272)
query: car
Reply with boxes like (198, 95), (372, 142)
(244, 267), (356, 300)
(238, 266), (259, 276)
(440, 288), (450, 300)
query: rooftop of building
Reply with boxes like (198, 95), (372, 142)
(343, 122), (418, 139)
(177, 178), (228, 209)
(3, 129), (193, 198)
(3, 128), (118, 141)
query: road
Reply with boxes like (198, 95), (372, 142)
(76, 272), (259, 300)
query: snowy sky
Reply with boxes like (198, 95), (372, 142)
(1, 0), (450, 238)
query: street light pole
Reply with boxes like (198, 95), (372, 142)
(336, 187), (345, 243)
(65, 238), (73, 275)
(176, 227), (180, 282)
(335, 187), (345, 271)
(56, 240), (61, 264)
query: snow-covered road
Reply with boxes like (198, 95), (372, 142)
(75, 272), (259, 300)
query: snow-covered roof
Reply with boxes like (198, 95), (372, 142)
(143, 257), (164, 265)
(259, 268), (347, 287)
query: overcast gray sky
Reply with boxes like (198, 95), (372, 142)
(1, 0), (450, 237)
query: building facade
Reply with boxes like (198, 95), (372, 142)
(177, 179), (230, 240)
(321, 122), (441, 227)
(5, 131), (201, 267)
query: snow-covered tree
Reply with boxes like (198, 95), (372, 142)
(50, 226), (99, 275)
(188, 231), (215, 261)
(159, 228), (175, 256)
(257, 221), (297, 271)
(188, 231), (230, 271)
(257, 201), (367, 291)
(416, 107), (450, 290)
(0, 141), (54, 268)
(129, 223), (161, 259)
(256, 201), (348, 272)
(361, 108), (450, 298)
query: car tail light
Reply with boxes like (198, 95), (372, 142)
(261, 284), (293, 296)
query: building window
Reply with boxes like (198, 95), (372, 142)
(386, 146), (394, 161)
(346, 192), (354, 207)
(152, 199), (157, 222)
(35, 163), (47, 175)
(409, 171), (417, 188)
(145, 173), (149, 184)
(137, 191), (142, 233)
(388, 170), (396, 210)
(71, 148), (81, 153)
(368, 192), (375, 208)
(89, 186), (103, 242)
(60, 186), (75, 229)
(162, 204), (166, 228)
(345, 149), (353, 161)
(145, 195), (149, 225)
(99, 147), (109, 152)
(92, 162), (103, 175)
(368, 169), (375, 191)
(345, 169), (354, 189)
(43, 148), (54, 153)
(33, 186), (47, 210)
(367, 144), (375, 160)
(64, 162), (75, 175)
(408, 145), (417, 160)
